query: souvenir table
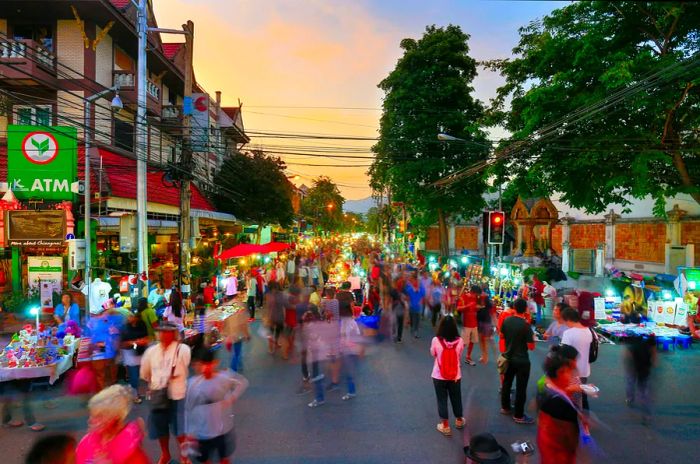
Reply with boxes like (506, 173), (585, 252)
(0, 332), (80, 385)
(596, 322), (683, 342)
(183, 303), (244, 343)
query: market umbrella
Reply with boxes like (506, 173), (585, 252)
(218, 243), (263, 260)
(259, 242), (291, 254)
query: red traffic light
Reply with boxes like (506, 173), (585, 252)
(488, 211), (505, 245)
(492, 215), (502, 224)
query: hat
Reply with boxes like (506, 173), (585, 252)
(464, 433), (513, 464)
(155, 321), (179, 332)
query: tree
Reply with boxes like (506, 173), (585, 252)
(490, 1), (700, 215)
(213, 150), (294, 241)
(301, 177), (345, 232)
(369, 25), (490, 257)
(341, 212), (364, 233)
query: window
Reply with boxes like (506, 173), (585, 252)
(13, 105), (52, 126)
(114, 119), (134, 152)
(13, 24), (53, 52)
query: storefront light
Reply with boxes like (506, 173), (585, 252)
(689, 281), (697, 290)
(605, 288), (614, 297)
(662, 291), (672, 301)
(461, 256), (468, 264)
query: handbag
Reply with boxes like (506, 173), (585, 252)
(150, 344), (180, 411)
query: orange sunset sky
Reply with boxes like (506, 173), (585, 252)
(153, 0), (565, 201)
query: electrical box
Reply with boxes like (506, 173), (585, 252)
(120, 214), (137, 253)
(67, 239), (86, 270)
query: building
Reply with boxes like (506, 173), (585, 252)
(0, 0), (247, 293)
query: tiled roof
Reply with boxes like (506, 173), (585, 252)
(98, 148), (214, 211)
(162, 43), (182, 60)
(222, 107), (240, 121)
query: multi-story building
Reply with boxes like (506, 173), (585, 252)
(0, 0), (247, 292)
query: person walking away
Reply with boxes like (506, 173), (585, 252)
(140, 322), (192, 464)
(245, 272), (257, 322)
(390, 284), (405, 343)
(457, 286), (479, 365)
(430, 315), (465, 436)
(537, 347), (581, 464)
(54, 293), (80, 326)
(183, 350), (249, 464)
(560, 307), (593, 410)
(624, 333), (656, 423)
(404, 273), (426, 339)
(477, 289), (496, 364)
(303, 304), (325, 406)
(429, 277), (444, 329)
(120, 309), (150, 403)
(75, 385), (150, 464)
(339, 302), (362, 401)
(265, 282), (287, 355)
(544, 303), (569, 346)
(222, 304), (251, 372)
(500, 298), (536, 424)
(320, 287), (341, 390)
(282, 286), (301, 360)
(164, 287), (185, 335)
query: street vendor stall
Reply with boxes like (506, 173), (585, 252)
(0, 327), (79, 384)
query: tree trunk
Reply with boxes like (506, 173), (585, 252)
(255, 226), (262, 245)
(438, 209), (449, 258)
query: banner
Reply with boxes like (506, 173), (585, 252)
(7, 125), (78, 200)
(28, 256), (63, 309)
(7, 210), (66, 246)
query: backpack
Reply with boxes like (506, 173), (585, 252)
(437, 338), (459, 381)
(588, 327), (599, 363)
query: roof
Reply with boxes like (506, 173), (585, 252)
(162, 43), (182, 60)
(98, 148), (214, 211)
(222, 107), (240, 121)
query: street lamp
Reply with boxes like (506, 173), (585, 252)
(84, 85), (121, 319)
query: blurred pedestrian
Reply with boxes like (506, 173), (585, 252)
(120, 309), (150, 403)
(265, 281), (286, 355)
(500, 298), (535, 424)
(75, 385), (150, 464)
(183, 350), (249, 464)
(24, 434), (76, 464)
(0, 379), (44, 431)
(561, 306), (593, 410)
(430, 315), (465, 436)
(223, 304), (250, 373)
(140, 322), (192, 464)
(404, 272), (426, 339)
(624, 333), (656, 423)
(245, 272), (257, 321)
(544, 303), (569, 346)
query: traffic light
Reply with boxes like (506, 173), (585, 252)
(488, 211), (505, 244)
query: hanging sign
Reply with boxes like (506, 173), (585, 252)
(7, 125), (78, 200)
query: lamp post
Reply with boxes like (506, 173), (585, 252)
(84, 86), (121, 318)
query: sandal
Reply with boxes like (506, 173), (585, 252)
(29, 423), (46, 432)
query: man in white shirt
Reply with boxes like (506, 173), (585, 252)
(561, 306), (593, 410)
(140, 322), (192, 464)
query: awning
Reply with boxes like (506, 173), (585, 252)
(191, 209), (237, 222)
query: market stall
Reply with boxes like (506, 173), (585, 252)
(0, 327), (79, 384)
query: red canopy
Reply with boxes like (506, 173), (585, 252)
(218, 244), (263, 260)
(259, 242), (291, 254)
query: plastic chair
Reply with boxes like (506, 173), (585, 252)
(656, 336), (675, 352)
(675, 335), (692, 349)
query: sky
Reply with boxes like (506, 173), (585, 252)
(153, 0), (569, 200)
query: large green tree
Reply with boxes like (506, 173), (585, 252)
(213, 150), (294, 237)
(301, 177), (345, 232)
(369, 25), (490, 257)
(490, 1), (700, 215)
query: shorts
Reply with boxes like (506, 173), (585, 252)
(462, 327), (479, 344)
(148, 399), (184, 439)
(198, 430), (236, 463)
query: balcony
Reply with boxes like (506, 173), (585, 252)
(160, 104), (182, 128)
(113, 70), (161, 115)
(0, 39), (57, 85)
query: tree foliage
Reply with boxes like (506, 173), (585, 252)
(490, 1), (700, 215)
(369, 25), (490, 254)
(300, 177), (345, 232)
(213, 150), (294, 228)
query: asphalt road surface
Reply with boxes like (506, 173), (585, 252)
(1, 319), (698, 463)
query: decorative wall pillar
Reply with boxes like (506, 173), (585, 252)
(595, 243), (605, 277)
(562, 241), (571, 272)
(524, 224), (536, 257)
(666, 204), (686, 246)
(603, 209), (620, 267)
(448, 223), (456, 254)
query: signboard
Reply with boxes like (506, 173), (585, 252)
(190, 93), (209, 152)
(647, 299), (678, 325)
(7, 125), (78, 200)
(7, 210), (66, 246)
(674, 300), (689, 326)
(571, 249), (595, 274)
(28, 257), (63, 309)
(594, 296), (621, 320)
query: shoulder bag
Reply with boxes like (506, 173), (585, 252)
(150, 344), (180, 411)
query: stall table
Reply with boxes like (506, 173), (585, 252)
(0, 338), (80, 385)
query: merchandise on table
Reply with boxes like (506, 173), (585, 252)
(0, 325), (77, 369)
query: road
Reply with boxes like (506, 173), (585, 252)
(1, 319), (699, 463)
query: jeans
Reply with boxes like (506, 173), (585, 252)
(536, 304), (543, 324)
(501, 361), (530, 418)
(0, 380), (36, 425)
(230, 341), (243, 372)
(433, 378), (463, 420)
(126, 365), (140, 393)
(409, 311), (421, 336)
(395, 312), (404, 341)
(247, 296), (256, 319)
(343, 354), (358, 395)
(313, 364), (325, 402)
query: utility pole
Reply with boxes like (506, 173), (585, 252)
(179, 20), (195, 289)
(136, 0), (149, 295)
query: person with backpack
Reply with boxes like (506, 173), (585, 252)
(561, 306), (595, 410)
(430, 315), (465, 437)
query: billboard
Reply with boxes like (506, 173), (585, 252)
(7, 210), (66, 246)
(190, 93), (209, 152)
(7, 125), (78, 200)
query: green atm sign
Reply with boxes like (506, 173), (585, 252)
(8, 125), (78, 200)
